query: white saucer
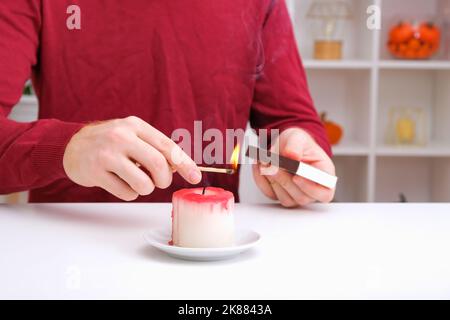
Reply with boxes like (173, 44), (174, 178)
(143, 228), (261, 261)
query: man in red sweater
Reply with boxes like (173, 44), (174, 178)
(0, 0), (335, 207)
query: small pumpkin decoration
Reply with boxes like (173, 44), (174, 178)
(387, 21), (441, 60)
(320, 112), (343, 146)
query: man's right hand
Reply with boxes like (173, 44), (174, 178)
(63, 116), (201, 201)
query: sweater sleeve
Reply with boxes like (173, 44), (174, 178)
(250, 0), (332, 157)
(0, 0), (84, 195)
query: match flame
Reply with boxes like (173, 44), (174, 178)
(230, 144), (240, 170)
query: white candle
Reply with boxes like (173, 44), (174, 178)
(171, 187), (235, 248)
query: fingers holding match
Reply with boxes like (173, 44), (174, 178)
(265, 175), (298, 208)
(130, 116), (202, 185)
(271, 169), (315, 206)
(252, 164), (277, 201)
(107, 156), (156, 196)
(63, 116), (204, 202)
(127, 138), (172, 189)
(262, 165), (315, 207)
(98, 172), (139, 202)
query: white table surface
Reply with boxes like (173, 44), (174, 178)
(0, 203), (450, 299)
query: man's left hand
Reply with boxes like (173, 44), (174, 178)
(252, 128), (336, 208)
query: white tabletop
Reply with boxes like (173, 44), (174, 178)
(0, 202), (449, 299)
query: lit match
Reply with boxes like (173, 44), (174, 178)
(197, 144), (240, 175)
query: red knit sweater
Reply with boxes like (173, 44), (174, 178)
(0, 0), (331, 202)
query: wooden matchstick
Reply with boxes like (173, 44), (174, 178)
(198, 166), (235, 175)
(137, 162), (235, 175)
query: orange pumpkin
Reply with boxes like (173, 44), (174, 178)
(418, 22), (441, 47)
(320, 113), (343, 146)
(408, 38), (421, 50)
(387, 20), (441, 60)
(389, 22), (414, 43)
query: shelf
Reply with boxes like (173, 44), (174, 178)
(332, 142), (370, 156)
(379, 0), (448, 61)
(293, 0), (374, 61)
(303, 60), (373, 70)
(376, 143), (450, 158)
(377, 69), (450, 150)
(379, 60), (450, 70)
(375, 157), (450, 202)
(306, 69), (371, 148)
(303, 60), (450, 71)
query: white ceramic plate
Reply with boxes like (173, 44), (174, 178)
(143, 228), (261, 261)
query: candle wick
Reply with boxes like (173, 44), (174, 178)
(202, 187), (206, 195)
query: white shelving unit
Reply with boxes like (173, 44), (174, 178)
(286, 0), (450, 202)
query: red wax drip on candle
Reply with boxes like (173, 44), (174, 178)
(172, 187), (234, 210)
(173, 187), (233, 204)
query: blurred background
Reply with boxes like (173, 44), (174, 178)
(2, 0), (450, 204)
(241, 0), (450, 204)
